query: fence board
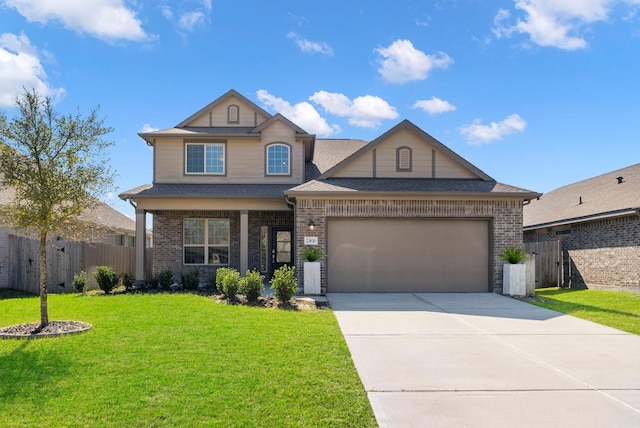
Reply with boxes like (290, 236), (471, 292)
(8, 235), (138, 293)
(525, 240), (562, 288)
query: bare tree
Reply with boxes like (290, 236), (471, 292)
(0, 89), (116, 327)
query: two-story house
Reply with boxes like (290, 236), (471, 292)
(120, 89), (539, 293)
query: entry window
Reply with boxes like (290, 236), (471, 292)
(186, 143), (225, 175)
(266, 143), (290, 175)
(275, 231), (291, 263)
(184, 219), (229, 265)
(397, 147), (412, 171)
(259, 226), (268, 272)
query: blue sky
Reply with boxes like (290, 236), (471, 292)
(2, 0), (640, 219)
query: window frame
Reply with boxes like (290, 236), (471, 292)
(184, 142), (226, 176)
(183, 218), (230, 265)
(396, 146), (412, 172)
(265, 143), (292, 176)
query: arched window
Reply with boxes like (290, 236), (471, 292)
(266, 143), (290, 175)
(227, 105), (239, 124)
(397, 147), (412, 171)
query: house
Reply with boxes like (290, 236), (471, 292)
(524, 164), (640, 290)
(0, 186), (143, 290)
(120, 89), (539, 293)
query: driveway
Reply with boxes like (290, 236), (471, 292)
(327, 293), (640, 428)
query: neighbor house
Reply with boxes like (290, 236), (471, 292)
(524, 163), (640, 290)
(0, 186), (143, 290)
(120, 89), (539, 293)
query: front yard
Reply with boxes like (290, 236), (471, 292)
(533, 287), (640, 335)
(0, 291), (376, 427)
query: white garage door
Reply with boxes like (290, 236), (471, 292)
(327, 219), (489, 292)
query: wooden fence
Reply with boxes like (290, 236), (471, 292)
(8, 234), (150, 294)
(525, 240), (562, 288)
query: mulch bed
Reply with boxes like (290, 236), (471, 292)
(0, 321), (92, 339)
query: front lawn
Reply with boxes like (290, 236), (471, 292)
(0, 291), (376, 427)
(532, 287), (640, 335)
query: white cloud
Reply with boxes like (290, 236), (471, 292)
(256, 89), (340, 137)
(0, 32), (65, 107)
(375, 39), (453, 84)
(310, 90), (399, 128)
(460, 114), (527, 145)
(160, 1), (212, 33)
(287, 32), (333, 56)
(493, 0), (620, 50)
(4, 0), (148, 42)
(140, 123), (159, 133)
(412, 97), (456, 115)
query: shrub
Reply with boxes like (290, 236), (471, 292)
(215, 267), (234, 295)
(271, 265), (297, 303)
(220, 269), (241, 299)
(72, 271), (87, 293)
(156, 269), (174, 290)
(239, 269), (264, 302)
(182, 269), (200, 290)
(500, 246), (528, 264)
(300, 246), (325, 262)
(94, 265), (119, 294)
(121, 272), (135, 291)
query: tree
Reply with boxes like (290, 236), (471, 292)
(0, 89), (115, 327)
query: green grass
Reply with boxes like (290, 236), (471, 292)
(0, 291), (376, 427)
(532, 287), (640, 335)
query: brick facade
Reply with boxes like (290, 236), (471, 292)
(525, 215), (640, 290)
(151, 209), (293, 283)
(295, 198), (524, 293)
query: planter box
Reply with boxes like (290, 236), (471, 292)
(303, 261), (321, 294)
(503, 263), (526, 296)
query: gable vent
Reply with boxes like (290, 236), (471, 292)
(397, 147), (411, 171)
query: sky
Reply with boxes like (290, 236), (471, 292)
(2, 0), (640, 220)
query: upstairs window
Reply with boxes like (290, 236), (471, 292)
(266, 143), (290, 175)
(397, 146), (412, 171)
(186, 143), (225, 175)
(227, 105), (239, 124)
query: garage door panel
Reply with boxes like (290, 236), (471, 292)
(327, 219), (489, 292)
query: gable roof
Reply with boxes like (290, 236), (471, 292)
(175, 89), (272, 128)
(318, 120), (494, 181)
(523, 163), (640, 229)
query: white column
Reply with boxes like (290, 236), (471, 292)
(240, 210), (248, 274)
(135, 208), (146, 282)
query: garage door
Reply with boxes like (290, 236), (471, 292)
(327, 219), (489, 292)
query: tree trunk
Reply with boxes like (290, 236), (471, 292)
(39, 231), (49, 327)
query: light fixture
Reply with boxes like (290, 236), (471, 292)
(308, 219), (316, 231)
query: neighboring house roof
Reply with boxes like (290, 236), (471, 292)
(523, 163), (640, 230)
(0, 186), (135, 234)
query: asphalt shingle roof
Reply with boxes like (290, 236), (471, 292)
(306, 139), (369, 179)
(523, 163), (640, 228)
(119, 183), (294, 199)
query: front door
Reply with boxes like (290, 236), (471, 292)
(271, 227), (293, 277)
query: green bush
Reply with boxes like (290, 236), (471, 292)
(239, 269), (264, 302)
(156, 269), (174, 290)
(94, 266), (119, 294)
(220, 269), (241, 299)
(271, 265), (297, 303)
(121, 272), (135, 291)
(300, 246), (325, 262)
(72, 271), (87, 293)
(215, 267), (234, 295)
(182, 269), (200, 290)
(500, 246), (528, 264)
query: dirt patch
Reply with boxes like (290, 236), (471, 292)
(212, 295), (319, 310)
(0, 321), (92, 339)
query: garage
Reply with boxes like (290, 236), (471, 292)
(326, 218), (490, 292)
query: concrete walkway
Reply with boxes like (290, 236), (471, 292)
(327, 293), (640, 428)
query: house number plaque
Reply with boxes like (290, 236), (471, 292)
(304, 236), (318, 245)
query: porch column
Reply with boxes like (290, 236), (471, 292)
(135, 208), (146, 283)
(240, 210), (248, 274)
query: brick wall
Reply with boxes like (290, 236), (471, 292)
(295, 198), (524, 293)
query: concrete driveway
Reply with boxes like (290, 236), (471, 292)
(327, 293), (640, 428)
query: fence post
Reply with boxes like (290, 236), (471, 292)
(525, 253), (536, 297)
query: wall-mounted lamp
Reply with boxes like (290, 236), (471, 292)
(307, 219), (316, 231)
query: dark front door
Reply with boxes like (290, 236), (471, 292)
(271, 227), (293, 277)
